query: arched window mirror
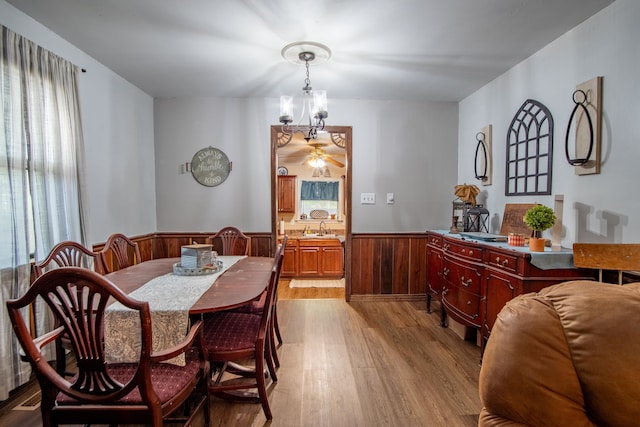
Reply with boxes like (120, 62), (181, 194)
(505, 99), (554, 196)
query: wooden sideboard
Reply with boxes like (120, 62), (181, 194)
(426, 230), (593, 354)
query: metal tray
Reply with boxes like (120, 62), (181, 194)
(172, 260), (223, 276)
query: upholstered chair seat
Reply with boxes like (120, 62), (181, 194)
(57, 347), (202, 405)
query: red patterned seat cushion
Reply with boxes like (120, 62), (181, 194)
(202, 311), (261, 352)
(57, 347), (202, 405)
(231, 290), (266, 315)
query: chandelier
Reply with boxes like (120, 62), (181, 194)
(279, 41), (331, 141)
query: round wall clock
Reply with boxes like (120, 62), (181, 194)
(191, 147), (231, 187)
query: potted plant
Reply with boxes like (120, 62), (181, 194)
(523, 204), (556, 252)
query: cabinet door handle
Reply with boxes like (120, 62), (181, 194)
(469, 250), (474, 256)
(443, 243), (450, 251)
(461, 248), (466, 254)
(467, 300), (472, 305)
(443, 267), (450, 277)
(460, 276), (472, 287)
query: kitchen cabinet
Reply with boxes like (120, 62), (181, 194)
(280, 238), (344, 278)
(277, 175), (296, 213)
(281, 238), (298, 277)
(321, 245), (345, 277)
(426, 231), (592, 355)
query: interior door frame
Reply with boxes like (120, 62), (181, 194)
(270, 125), (352, 300)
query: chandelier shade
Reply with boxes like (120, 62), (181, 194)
(279, 42), (331, 141)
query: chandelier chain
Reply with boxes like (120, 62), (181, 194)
(304, 60), (311, 90)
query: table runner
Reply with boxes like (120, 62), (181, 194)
(105, 255), (245, 365)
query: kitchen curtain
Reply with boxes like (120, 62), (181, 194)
(300, 180), (339, 201)
(0, 25), (87, 400)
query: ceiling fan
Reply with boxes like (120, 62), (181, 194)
(304, 143), (345, 168)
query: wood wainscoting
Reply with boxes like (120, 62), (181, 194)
(94, 231), (429, 303)
(349, 233), (428, 302)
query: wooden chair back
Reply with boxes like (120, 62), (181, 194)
(32, 240), (105, 375)
(6, 267), (207, 427)
(33, 240), (105, 278)
(274, 236), (286, 285)
(209, 226), (251, 255)
(573, 243), (640, 284)
(100, 233), (142, 273)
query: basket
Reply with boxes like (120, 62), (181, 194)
(310, 209), (329, 219)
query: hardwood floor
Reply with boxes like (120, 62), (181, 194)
(278, 279), (346, 300)
(0, 281), (482, 427)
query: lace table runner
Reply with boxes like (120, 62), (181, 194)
(105, 255), (245, 365)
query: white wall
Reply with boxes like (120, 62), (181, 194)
(1, 1), (156, 245)
(154, 97), (459, 233)
(458, 0), (640, 246)
(4, 0), (459, 243)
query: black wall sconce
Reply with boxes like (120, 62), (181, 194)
(564, 76), (602, 175)
(474, 124), (492, 186)
(564, 89), (594, 165)
(474, 131), (488, 181)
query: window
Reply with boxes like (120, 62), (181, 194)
(1, 26), (86, 267)
(299, 180), (339, 218)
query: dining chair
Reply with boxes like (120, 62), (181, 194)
(231, 237), (286, 368)
(201, 261), (280, 420)
(100, 232), (142, 273)
(6, 267), (210, 427)
(208, 226), (251, 256)
(32, 240), (105, 376)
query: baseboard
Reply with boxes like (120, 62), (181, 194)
(348, 294), (426, 302)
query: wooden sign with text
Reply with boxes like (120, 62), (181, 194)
(499, 203), (536, 236)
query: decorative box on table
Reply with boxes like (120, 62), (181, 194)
(180, 244), (214, 269)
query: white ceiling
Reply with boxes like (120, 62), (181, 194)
(8, 0), (613, 102)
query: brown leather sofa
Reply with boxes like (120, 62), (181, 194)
(478, 280), (640, 427)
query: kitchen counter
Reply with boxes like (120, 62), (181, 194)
(282, 234), (345, 244)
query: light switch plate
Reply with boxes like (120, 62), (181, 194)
(386, 193), (394, 204)
(361, 193), (376, 204)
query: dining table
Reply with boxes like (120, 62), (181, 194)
(103, 255), (274, 364)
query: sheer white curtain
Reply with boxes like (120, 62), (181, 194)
(0, 25), (87, 400)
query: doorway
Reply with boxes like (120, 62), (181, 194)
(270, 125), (352, 300)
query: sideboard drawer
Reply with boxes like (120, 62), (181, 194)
(427, 233), (443, 248)
(486, 250), (519, 274)
(442, 285), (481, 328)
(443, 255), (483, 294)
(444, 240), (483, 262)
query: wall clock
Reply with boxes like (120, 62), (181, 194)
(190, 147), (231, 187)
(277, 166), (288, 175)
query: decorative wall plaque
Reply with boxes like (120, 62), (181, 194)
(190, 147), (231, 187)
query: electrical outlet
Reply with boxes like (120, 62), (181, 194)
(361, 193), (376, 204)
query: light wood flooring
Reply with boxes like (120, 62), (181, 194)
(0, 280), (482, 427)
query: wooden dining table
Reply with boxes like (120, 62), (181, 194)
(105, 255), (274, 315)
(103, 255), (274, 365)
